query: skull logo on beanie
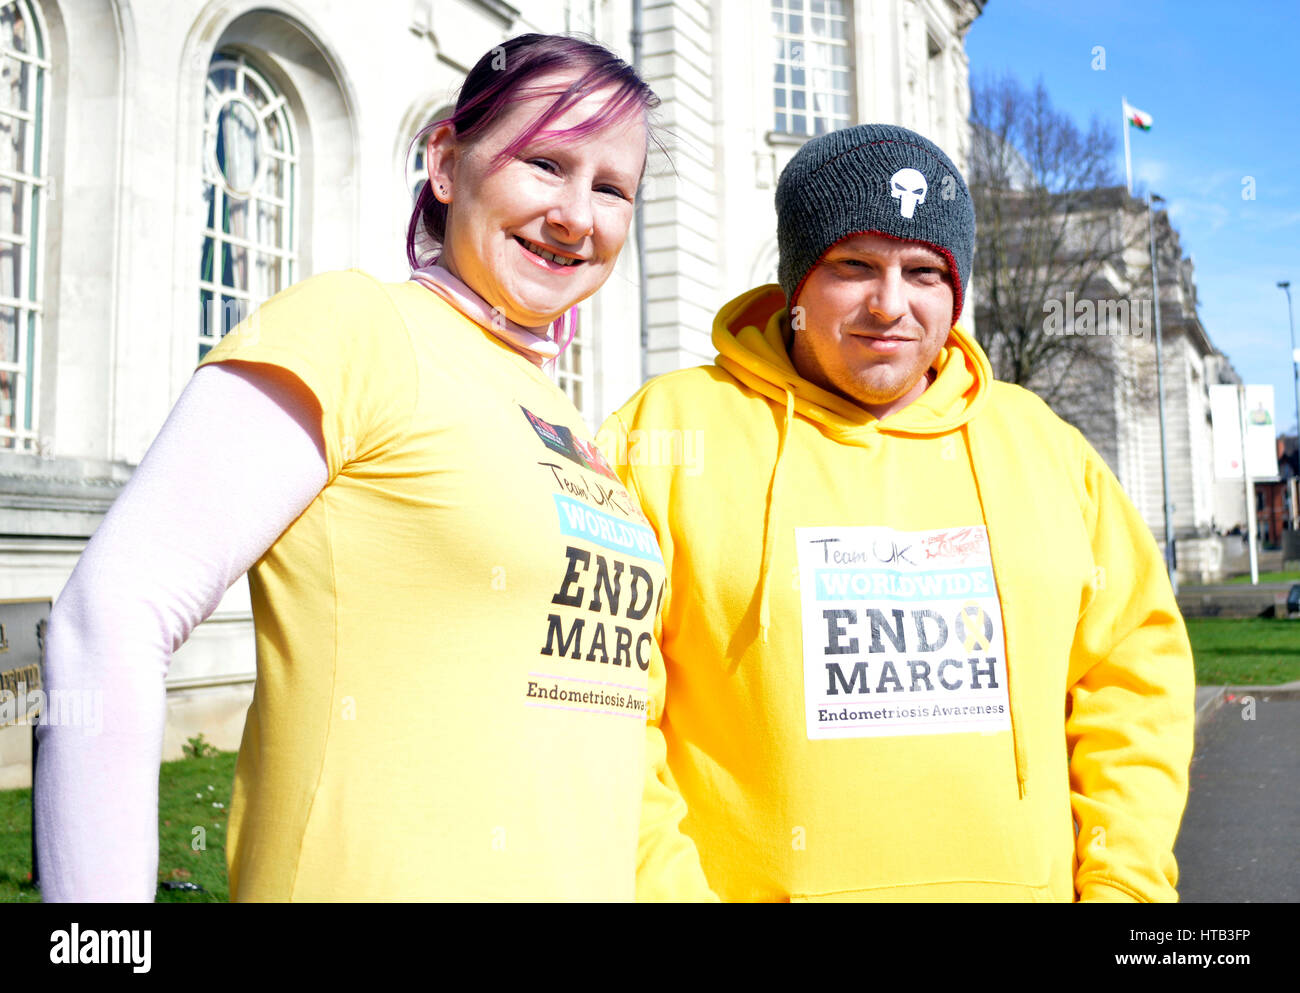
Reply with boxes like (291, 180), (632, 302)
(775, 124), (975, 327)
(889, 168), (928, 218)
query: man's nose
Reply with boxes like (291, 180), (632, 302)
(546, 182), (595, 244)
(867, 267), (906, 322)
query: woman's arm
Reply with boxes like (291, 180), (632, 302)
(36, 362), (329, 901)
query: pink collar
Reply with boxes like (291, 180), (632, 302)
(409, 263), (560, 367)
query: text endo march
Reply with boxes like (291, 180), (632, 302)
(797, 525), (1012, 739)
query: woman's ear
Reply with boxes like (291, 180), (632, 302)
(425, 122), (458, 204)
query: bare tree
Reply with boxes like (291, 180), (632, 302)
(969, 73), (1155, 444)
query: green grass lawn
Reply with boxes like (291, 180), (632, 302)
(0, 782), (37, 902)
(1224, 570), (1300, 585)
(0, 747), (236, 903)
(1186, 617), (1300, 686)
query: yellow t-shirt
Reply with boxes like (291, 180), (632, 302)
(199, 270), (665, 900)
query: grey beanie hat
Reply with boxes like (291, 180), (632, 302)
(776, 123), (975, 325)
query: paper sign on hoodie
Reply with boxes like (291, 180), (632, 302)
(797, 525), (1010, 738)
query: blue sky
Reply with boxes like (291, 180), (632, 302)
(966, 0), (1300, 436)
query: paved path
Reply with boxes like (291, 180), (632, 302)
(1175, 686), (1300, 903)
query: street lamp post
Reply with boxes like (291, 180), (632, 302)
(1279, 280), (1298, 529)
(1148, 192), (1177, 592)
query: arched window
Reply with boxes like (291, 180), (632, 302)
(199, 51), (298, 358)
(0, 0), (48, 451)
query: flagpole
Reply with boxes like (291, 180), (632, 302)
(1122, 96), (1133, 195)
(1148, 191), (1177, 592)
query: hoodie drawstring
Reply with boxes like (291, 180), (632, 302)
(961, 423), (1028, 799)
(757, 387), (796, 645)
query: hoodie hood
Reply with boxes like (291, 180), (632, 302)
(712, 283), (991, 441)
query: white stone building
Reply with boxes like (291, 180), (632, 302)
(971, 181), (1236, 585)
(0, 0), (983, 785)
(1056, 198), (1239, 584)
(1113, 208), (1227, 583)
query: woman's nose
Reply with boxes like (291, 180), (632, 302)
(545, 182), (595, 243)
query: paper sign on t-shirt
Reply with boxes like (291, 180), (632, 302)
(795, 525), (1012, 740)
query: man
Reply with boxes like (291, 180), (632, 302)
(605, 124), (1194, 902)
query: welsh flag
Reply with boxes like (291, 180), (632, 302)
(1124, 101), (1153, 131)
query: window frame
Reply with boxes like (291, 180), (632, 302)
(0, 0), (50, 452)
(551, 309), (589, 423)
(198, 50), (299, 359)
(770, 0), (855, 139)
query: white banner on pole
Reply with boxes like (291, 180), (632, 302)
(1211, 384), (1279, 479)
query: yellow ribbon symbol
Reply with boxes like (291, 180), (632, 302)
(959, 601), (991, 652)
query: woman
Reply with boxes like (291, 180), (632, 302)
(36, 34), (710, 901)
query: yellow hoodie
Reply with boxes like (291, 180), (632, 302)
(599, 285), (1195, 902)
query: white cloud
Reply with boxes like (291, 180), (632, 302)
(1166, 198), (1232, 233)
(1134, 158), (1168, 187)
